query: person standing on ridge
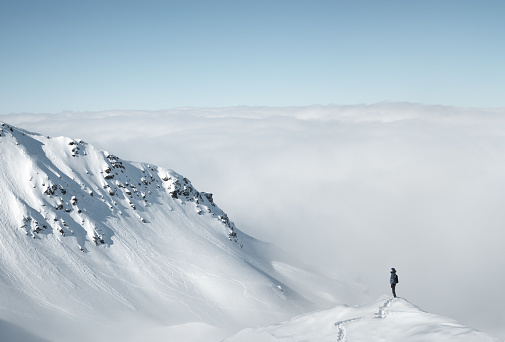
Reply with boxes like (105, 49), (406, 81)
(390, 268), (399, 297)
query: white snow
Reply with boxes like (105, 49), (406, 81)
(0, 121), (501, 342)
(224, 297), (502, 342)
(0, 122), (362, 341)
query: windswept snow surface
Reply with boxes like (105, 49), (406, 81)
(224, 297), (502, 342)
(0, 122), (364, 342)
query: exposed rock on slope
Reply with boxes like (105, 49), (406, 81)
(0, 122), (360, 342)
(1, 122), (238, 249)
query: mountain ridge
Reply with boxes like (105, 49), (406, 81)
(1, 121), (499, 342)
(0, 121), (360, 342)
(224, 297), (502, 342)
(0, 121), (238, 249)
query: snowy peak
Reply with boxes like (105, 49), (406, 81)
(1, 122), (498, 342)
(3, 122), (357, 342)
(225, 297), (502, 342)
(0, 121), (238, 253)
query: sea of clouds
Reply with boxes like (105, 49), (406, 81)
(2, 103), (505, 339)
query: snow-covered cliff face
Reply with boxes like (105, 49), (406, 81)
(0, 122), (362, 342)
(0, 122), (237, 249)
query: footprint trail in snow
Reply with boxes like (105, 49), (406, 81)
(335, 297), (397, 342)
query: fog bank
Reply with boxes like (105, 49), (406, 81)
(3, 103), (505, 338)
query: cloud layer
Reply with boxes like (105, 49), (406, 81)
(2, 103), (505, 338)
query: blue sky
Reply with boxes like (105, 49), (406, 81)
(1, 0), (504, 113)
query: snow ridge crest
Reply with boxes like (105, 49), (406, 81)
(0, 122), (239, 252)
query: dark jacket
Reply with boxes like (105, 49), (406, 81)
(390, 271), (398, 284)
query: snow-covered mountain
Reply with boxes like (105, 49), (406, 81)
(0, 122), (362, 342)
(0, 122), (500, 342)
(225, 297), (501, 342)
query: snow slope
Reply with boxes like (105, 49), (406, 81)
(224, 297), (502, 342)
(0, 122), (362, 342)
(1, 122), (500, 342)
